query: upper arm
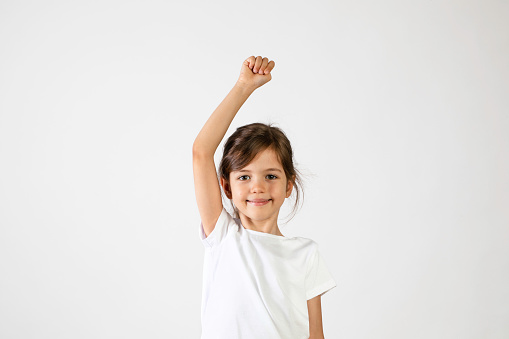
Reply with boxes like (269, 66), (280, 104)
(192, 151), (223, 238)
(307, 295), (324, 339)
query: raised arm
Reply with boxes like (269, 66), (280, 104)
(192, 56), (275, 237)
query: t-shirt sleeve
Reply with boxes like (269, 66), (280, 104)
(198, 207), (235, 248)
(305, 242), (337, 300)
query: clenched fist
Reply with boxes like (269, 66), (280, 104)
(236, 56), (275, 91)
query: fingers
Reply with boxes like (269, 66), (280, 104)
(247, 56), (275, 75)
(264, 60), (275, 74)
(253, 56), (264, 73)
(244, 56), (256, 69)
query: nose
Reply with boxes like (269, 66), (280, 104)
(250, 176), (266, 193)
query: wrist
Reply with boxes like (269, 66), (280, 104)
(234, 81), (256, 94)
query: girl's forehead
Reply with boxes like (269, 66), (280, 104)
(242, 149), (282, 168)
(233, 149), (284, 172)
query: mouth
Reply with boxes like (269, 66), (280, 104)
(247, 199), (271, 206)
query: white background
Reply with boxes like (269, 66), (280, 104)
(1, 0), (508, 338)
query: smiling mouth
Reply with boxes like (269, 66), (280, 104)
(247, 199), (271, 206)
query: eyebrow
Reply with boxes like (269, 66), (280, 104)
(237, 168), (283, 173)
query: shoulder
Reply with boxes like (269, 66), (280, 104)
(292, 236), (318, 250)
(287, 236), (319, 261)
(290, 237), (323, 268)
(199, 207), (240, 248)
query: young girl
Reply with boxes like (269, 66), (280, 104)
(192, 56), (337, 339)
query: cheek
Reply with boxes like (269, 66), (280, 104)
(267, 185), (284, 199)
(231, 186), (244, 198)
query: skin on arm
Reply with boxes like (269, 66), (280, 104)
(192, 56), (276, 236)
(307, 295), (325, 339)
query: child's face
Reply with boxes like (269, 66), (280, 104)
(223, 148), (293, 223)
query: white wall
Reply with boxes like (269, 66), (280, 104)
(1, 0), (507, 338)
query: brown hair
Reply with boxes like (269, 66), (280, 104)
(218, 122), (304, 224)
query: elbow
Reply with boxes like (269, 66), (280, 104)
(192, 142), (199, 156)
(192, 142), (204, 157)
(192, 142), (212, 159)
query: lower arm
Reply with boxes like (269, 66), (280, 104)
(193, 83), (255, 156)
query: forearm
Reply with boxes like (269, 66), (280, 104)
(193, 83), (255, 157)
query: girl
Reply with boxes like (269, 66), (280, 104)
(192, 56), (337, 339)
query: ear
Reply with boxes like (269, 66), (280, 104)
(220, 177), (233, 199)
(286, 176), (295, 198)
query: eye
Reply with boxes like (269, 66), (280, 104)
(266, 174), (278, 180)
(238, 175), (250, 180)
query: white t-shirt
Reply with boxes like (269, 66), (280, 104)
(198, 207), (337, 339)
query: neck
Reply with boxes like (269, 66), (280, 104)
(238, 213), (284, 236)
